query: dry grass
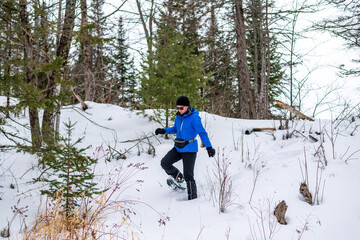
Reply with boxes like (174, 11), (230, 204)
(23, 192), (136, 240)
(23, 161), (149, 240)
(24, 158), (155, 239)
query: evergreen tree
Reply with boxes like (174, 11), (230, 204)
(71, 0), (97, 103)
(16, 0), (76, 146)
(139, 3), (207, 127)
(70, 0), (108, 103)
(180, 0), (205, 56)
(36, 120), (99, 213)
(245, 0), (284, 118)
(109, 16), (137, 107)
(91, 0), (107, 101)
(0, 0), (21, 118)
(204, 0), (237, 117)
(267, 42), (284, 113)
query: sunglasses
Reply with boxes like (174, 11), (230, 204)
(176, 107), (185, 110)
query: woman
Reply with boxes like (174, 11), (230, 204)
(155, 96), (215, 200)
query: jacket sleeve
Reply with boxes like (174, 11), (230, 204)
(165, 125), (177, 134)
(192, 115), (212, 148)
(165, 117), (177, 134)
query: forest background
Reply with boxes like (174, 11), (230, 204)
(1, 0), (359, 148)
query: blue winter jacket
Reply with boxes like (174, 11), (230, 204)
(165, 107), (212, 153)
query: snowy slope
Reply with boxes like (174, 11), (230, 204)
(1, 101), (360, 240)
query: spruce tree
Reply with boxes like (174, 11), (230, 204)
(246, 29), (284, 116)
(245, 0), (284, 118)
(36, 120), (99, 213)
(91, 0), (107, 101)
(139, 7), (207, 127)
(0, 0), (21, 118)
(180, 0), (204, 56)
(204, 1), (237, 117)
(109, 16), (137, 107)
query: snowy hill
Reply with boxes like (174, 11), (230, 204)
(1, 101), (360, 239)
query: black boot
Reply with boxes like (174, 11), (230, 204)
(186, 180), (197, 200)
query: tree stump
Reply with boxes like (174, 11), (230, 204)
(274, 200), (288, 225)
(299, 182), (313, 205)
(0, 226), (10, 238)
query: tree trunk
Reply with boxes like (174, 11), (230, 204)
(42, 106), (55, 144)
(251, 0), (259, 119)
(34, 0), (55, 145)
(81, 0), (95, 101)
(92, 0), (106, 103)
(289, 14), (297, 120)
(265, 0), (270, 118)
(42, 0), (77, 144)
(5, 17), (12, 118)
(55, 0), (63, 136)
(19, 0), (42, 147)
(233, 0), (255, 119)
(259, 1), (267, 119)
(56, 0), (77, 60)
(250, 0), (269, 119)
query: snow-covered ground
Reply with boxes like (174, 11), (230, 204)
(1, 100), (360, 239)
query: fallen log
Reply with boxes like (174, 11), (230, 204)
(245, 127), (276, 135)
(275, 100), (314, 121)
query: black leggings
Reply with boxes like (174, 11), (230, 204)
(160, 147), (197, 182)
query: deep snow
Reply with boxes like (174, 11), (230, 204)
(1, 100), (360, 240)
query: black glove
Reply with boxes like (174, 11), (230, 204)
(155, 128), (166, 135)
(206, 147), (215, 157)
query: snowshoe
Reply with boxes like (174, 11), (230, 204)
(166, 177), (186, 191)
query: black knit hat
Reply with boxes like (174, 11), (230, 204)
(176, 96), (190, 106)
